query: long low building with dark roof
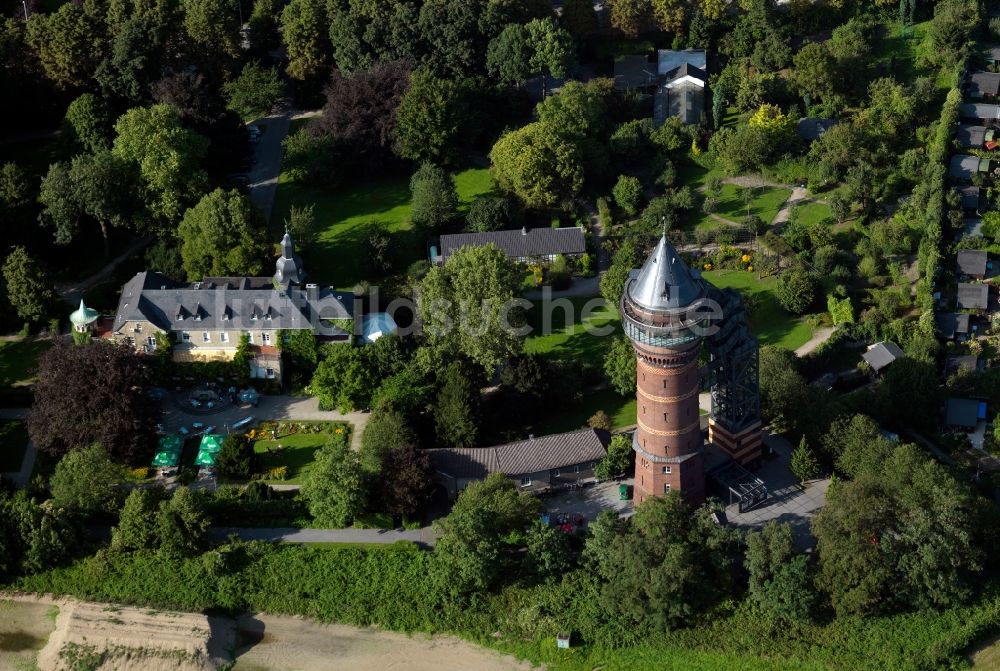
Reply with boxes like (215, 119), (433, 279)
(109, 232), (353, 381)
(436, 226), (586, 265)
(427, 428), (609, 499)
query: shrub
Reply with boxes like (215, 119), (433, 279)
(216, 434), (258, 481)
(612, 175), (643, 216)
(282, 127), (342, 186)
(775, 269), (816, 315)
(588, 410), (611, 430)
(467, 196), (518, 232)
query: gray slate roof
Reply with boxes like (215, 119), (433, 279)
(958, 283), (989, 310)
(957, 249), (988, 276)
(797, 118), (837, 141)
(959, 186), (983, 211)
(956, 125), (988, 147)
(960, 102), (1000, 120)
(946, 355), (979, 375)
(613, 55), (658, 89)
(969, 71), (1000, 97)
(439, 227), (585, 262)
(862, 341), (904, 372)
(950, 155), (986, 180)
(946, 398), (980, 428)
(427, 428), (608, 479)
(663, 62), (706, 82)
(627, 234), (704, 312)
(113, 271), (353, 334)
(935, 312), (970, 338)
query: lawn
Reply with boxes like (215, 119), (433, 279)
(252, 420), (350, 484)
(0, 420), (28, 473)
(272, 129), (495, 288)
(0, 339), (52, 389)
(524, 297), (620, 362)
(794, 200), (834, 227)
(702, 270), (814, 351)
(713, 184), (792, 224)
(675, 157), (792, 228)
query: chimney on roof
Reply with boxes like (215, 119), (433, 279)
(306, 283), (319, 301)
(521, 226), (528, 236)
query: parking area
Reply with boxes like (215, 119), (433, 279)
(542, 478), (635, 523)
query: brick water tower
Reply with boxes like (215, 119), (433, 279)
(620, 233), (711, 506)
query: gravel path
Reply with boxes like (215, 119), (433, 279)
(772, 186), (810, 226)
(794, 326), (834, 357)
(209, 526), (437, 547)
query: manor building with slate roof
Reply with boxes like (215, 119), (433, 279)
(109, 232), (353, 381)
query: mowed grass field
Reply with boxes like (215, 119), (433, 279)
(702, 270), (814, 351)
(252, 422), (350, 485)
(524, 297), (620, 361)
(0, 339), (52, 389)
(271, 120), (495, 289)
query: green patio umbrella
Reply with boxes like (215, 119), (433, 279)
(199, 434), (224, 454)
(158, 435), (182, 453)
(194, 449), (217, 467)
(151, 450), (180, 467)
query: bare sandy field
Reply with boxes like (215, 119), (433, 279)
(0, 595), (538, 671)
(231, 614), (537, 671)
(0, 598), (58, 671)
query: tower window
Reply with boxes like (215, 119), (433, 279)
(664, 483), (671, 493)
(662, 466), (671, 474)
(663, 412), (668, 421)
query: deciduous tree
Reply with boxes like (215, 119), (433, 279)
(28, 343), (159, 463)
(49, 444), (123, 515)
(417, 244), (523, 374)
(410, 163), (458, 233)
(395, 70), (473, 166)
(434, 361), (479, 449)
(489, 122), (584, 207)
(595, 433), (632, 479)
(378, 443), (432, 518)
(112, 104), (209, 224)
(302, 434), (366, 527)
(177, 188), (270, 279)
(224, 61), (284, 118)
(2, 247), (57, 324)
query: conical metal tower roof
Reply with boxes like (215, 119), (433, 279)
(69, 299), (99, 327)
(627, 234), (703, 312)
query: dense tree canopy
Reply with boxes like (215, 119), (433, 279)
(490, 122), (584, 208)
(112, 104), (209, 224)
(27, 342), (159, 463)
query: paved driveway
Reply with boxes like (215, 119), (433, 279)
(247, 113), (291, 222)
(247, 110), (321, 223)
